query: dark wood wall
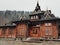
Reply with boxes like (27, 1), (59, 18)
(29, 22), (58, 39)
(40, 22), (58, 39)
(0, 27), (16, 38)
(16, 23), (28, 38)
(0, 21), (58, 39)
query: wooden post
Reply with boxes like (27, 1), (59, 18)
(26, 23), (28, 38)
(56, 21), (59, 38)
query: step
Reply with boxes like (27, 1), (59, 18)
(0, 38), (16, 41)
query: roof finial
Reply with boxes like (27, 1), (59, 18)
(34, 0), (41, 12)
(37, 0), (39, 6)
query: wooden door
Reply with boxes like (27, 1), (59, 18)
(30, 27), (40, 37)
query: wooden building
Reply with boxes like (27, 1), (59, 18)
(0, 2), (60, 40)
(0, 25), (16, 38)
(13, 2), (60, 39)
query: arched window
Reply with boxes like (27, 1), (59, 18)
(31, 16), (33, 19)
(45, 23), (52, 26)
(34, 16), (35, 19)
(36, 16), (38, 19)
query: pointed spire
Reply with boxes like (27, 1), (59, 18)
(34, 1), (41, 12)
(37, 1), (39, 7)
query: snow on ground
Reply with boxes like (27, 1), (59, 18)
(0, 40), (60, 45)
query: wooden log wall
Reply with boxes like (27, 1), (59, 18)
(40, 22), (58, 39)
(16, 23), (28, 38)
(0, 27), (16, 38)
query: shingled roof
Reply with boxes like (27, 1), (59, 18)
(0, 2), (60, 26)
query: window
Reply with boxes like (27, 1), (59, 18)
(33, 29), (37, 34)
(45, 23), (52, 26)
(33, 30), (37, 34)
(45, 28), (52, 35)
(49, 29), (52, 35)
(36, 16), (38, 19)
(31, 15), (39, 20)
(20, 29), (24, 36)
(31, 16), (33, 19)
(34, 16), (35, 19)
(48, 23), (51, 26)
(36, 25), (40, 27)
(45, 23), (48, 26)
(45, 29), (49, 35)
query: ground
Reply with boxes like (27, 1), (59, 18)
(0, 40), (60, 45)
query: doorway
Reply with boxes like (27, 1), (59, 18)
(30, 27), (40, 37)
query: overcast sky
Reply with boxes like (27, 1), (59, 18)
(0, 0), (60, 17)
